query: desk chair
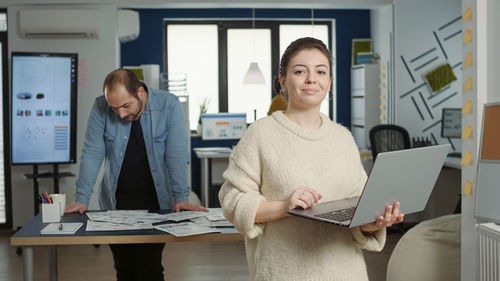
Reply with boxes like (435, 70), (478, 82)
(369, 124), (411, 160)
(369, 124), (411, 234)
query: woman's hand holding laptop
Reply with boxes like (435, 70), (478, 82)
(287, 186), (404, 233)
(359, 201), (404, 233)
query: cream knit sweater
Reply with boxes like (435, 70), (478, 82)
(219, 111), (386, 281)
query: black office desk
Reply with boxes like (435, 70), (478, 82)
(11, 212), (242, 281)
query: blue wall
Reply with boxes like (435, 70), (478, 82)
(120, 8), (371, 128)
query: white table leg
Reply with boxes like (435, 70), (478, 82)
(200, 158), (210, 207)
(49, 245), (58, 281)
(23, 246), (34, 281)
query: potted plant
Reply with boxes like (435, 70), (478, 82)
(197, 97), (210, 135)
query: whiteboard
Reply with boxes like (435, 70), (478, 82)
(474, 102), (500, 223)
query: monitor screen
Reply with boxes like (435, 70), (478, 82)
(474, 102), (500, 224)
(11, 52), (77, 164)
(441, 108), (462, 139)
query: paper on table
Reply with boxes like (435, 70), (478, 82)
(161, 211), (209, 222)
(154, 222), (220, 237)
(191, 209), (234, 228)
(86, 220), (152, 231)
(87, 210), (208, 224)
(41, 222), (83, 235)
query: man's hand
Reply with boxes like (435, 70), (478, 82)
(174, 201), (208, 212)
(65, 203), (88, 214)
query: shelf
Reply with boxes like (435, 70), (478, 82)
(23, 172), (75, 180)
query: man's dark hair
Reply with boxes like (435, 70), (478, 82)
(102, 69), (142, 99)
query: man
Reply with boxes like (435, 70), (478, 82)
(66, 69), (206, 281)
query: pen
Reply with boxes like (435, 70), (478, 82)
(59, 223), (63, 231)
(45, 192), (52, 203)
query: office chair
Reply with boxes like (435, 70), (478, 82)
(369, 124), (411, 160)
(369, 124), (411, 234)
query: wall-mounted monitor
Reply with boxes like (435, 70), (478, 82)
(441, 108), (462, 139)
(10, 52), (77, 164)
(474, 102), (500, 224)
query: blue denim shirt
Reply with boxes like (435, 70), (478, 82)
(74, 84), (190, 210)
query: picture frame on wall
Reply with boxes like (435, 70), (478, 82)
(352, 38), (372, 66)
(423, 62), (457, 94)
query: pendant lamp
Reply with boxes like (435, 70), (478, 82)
(243, 9), (265, 85)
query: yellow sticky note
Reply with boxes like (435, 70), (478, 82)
(463, 7), (472, 21)
(463, 29), (472, 43)
(379, 82), (386, 88)
(461, 151), (473, 165)
(380, 103), (386, 109)
(464, 76), (473, 91)
(381, 92), (386, 99)
(463, 180), (473, 195)
(380, 113), (386, 120)
(464, 52), (473, 67)
(462, 100), (473, 114)
(462, 125), (473, 139)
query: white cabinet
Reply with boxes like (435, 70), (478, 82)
(351, 64), (380, 149)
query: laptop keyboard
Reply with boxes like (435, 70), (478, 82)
(314, 207), (356, 222)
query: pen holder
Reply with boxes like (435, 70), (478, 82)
(42, 203), (61, 223)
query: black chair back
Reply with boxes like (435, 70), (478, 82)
(369, 124), (411, 160)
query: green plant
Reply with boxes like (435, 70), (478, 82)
(425, 63), (457, 92)
(198, 97), (210, 125)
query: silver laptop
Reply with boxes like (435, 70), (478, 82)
(287, 144), (451, 228)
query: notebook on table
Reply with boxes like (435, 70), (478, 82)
(40, 222), (83, 235)
(287, 144), (451, 228)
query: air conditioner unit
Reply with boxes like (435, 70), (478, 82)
(117, 9), (140, 43)
(18, 9), (99, 38)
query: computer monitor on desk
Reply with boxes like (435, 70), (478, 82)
(441, 108), (461, 157)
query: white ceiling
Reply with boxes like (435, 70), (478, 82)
(0, 0), (392, 9)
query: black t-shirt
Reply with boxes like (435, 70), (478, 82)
(115, 120), (159, 210)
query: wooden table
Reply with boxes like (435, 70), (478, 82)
(11, 212), (242, 281)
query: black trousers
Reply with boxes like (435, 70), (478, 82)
(109, 243), (165, 281)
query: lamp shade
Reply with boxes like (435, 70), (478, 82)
(243, 62), (265, 84)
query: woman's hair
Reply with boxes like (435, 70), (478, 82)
(102, 69), (142, 99)
(279, 37), (333, 78)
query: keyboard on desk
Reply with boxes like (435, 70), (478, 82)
(314, 207), (356, 223)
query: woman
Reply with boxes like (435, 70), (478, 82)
(219, 37), (404, 281)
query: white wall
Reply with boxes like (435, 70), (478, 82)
(371, 4), (394, 123)
(394, 0), (462, 149)
(371, 5), (392, 67)
(486, 0), (500, 103)
(8, 4), (120, 227)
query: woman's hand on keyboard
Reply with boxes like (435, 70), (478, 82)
(288, 186), (323, 210)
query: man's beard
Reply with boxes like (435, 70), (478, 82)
(124, 98), (143, 121)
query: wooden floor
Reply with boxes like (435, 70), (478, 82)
(1, 230), (401, 281)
